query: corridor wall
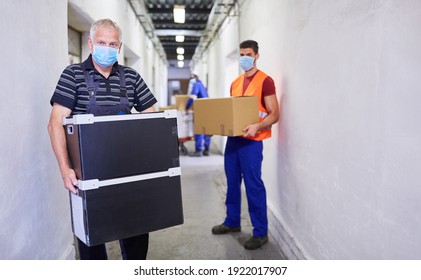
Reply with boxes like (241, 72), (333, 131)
(194, 0), (421, 259)
(0, 0), (167, 259)
(0, 0), (72, 259)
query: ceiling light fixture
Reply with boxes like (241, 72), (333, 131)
(176, 47), (185, 55)
(177, 55), (184, 61)
(173, 5), (185, 24)
(177, 61), (184, 68)
(175, 35), (185, 42)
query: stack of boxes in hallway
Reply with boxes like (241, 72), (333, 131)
(64, 111), (184, 247)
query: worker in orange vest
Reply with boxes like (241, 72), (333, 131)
(212, 40), (280, 250)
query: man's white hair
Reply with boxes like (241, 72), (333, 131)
(90, 18), (122, 42)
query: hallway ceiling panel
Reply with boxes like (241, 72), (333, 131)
(144, 0), (216, 61)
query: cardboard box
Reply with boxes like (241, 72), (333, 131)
(63, 111), (183, 246)
(158, 105), (176, 111)
(193, 96), (259, 136)
(175, 95), (193, 111)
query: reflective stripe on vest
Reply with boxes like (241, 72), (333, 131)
(231, 71), (271, 141)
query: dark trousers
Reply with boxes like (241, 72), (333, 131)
(77, 233), (149, 260)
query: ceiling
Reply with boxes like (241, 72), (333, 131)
(144, 0), (215, 63)
(127, 0), (216, 67)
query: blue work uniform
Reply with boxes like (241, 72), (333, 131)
(187, 79), (211, 152)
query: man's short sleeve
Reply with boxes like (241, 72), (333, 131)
(132, 70), (157, 112)
(262, 76), (276, 97)
(50, 66), (78, 110)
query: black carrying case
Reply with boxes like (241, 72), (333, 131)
(64, 110), (184, 246)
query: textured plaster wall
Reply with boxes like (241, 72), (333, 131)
(0, 0), (73, 259)
(197, 0), (421, 259)
(244, 0), (421, 259)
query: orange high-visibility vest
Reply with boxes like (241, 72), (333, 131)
(231, 70), (271, 141)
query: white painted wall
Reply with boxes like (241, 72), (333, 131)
(194, 0), (421, 259)
(0, 0), (73, 259)
(0, 0), (167, 259)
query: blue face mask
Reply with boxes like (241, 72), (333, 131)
(239, 56), (255, 71)
(92, 45), (118, 67)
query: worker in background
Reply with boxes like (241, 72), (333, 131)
(186, 74), (211, 156)
(211, 40), (279, 250)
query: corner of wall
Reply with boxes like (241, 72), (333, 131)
(60, 244), (76, 260)
(268, 206), (310, 260)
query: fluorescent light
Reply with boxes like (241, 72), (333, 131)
(173, 5), (185, 23)
(177, 55), (184, 61)
(176, 47), (185, 55)
(175, 35), (185, 42)
(177, 60), (184, 68)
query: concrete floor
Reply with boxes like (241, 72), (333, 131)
(100, 148), (285, 260)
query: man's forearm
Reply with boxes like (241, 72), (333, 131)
(48, 121), (71, 175)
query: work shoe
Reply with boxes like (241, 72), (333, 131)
(203, 150), (209, 156)
(244, 236), (268, 250)
(211, 224), (241, 234)
(189, 151), (202, 157)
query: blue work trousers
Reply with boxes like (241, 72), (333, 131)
(223, 137), (268, 237)
(195, 134), (211, 151)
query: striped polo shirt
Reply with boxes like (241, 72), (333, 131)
(50, 55), (157, 114)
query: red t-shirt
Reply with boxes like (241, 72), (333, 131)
(230, 70), (276, 108)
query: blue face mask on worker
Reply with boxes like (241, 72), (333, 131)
(239, 56), (255, 71)
(93, 45), (118, 67)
